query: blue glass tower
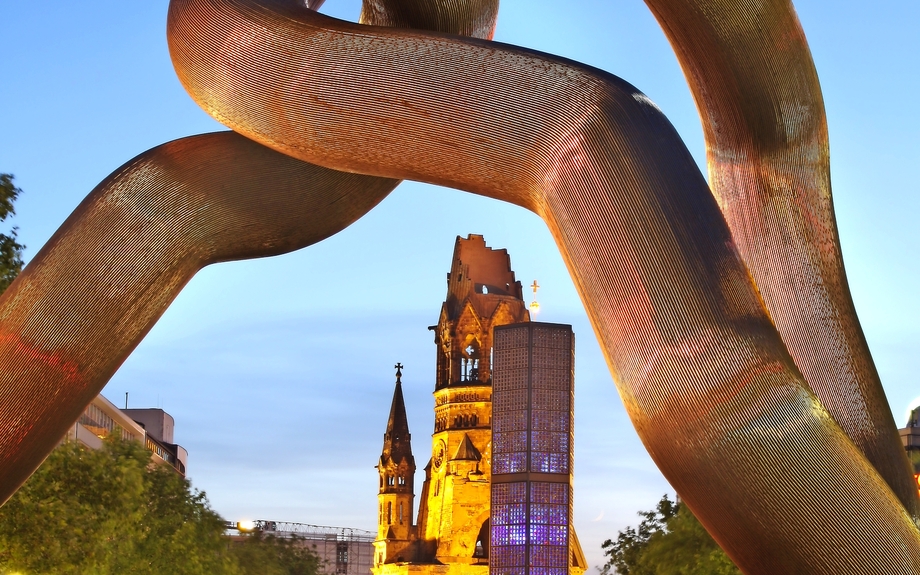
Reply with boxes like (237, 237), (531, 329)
(490, 322), (574, 575)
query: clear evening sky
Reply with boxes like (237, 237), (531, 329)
(2, 0), (918, 569)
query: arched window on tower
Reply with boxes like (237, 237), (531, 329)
(399, 502), (404, 524)
(398, 476), (406, 486)
(387, 502), (392, 524)
(474, 519), (490, 559)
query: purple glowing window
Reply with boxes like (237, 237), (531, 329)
(490, 545), (525, 568)
(529, 452), (568, 473)
(493, 410), (527, 432)
(494, 452), (527, 474)
(492, 503), (526, 525)
(528, 504), (567, 525)
(494, 430), (527, 453)
(547, 505), (567, 524)
(531, 482), (568, 501)
(530, 431), (569, 452)
(509, 504), (526, 524)
(529, 545), (567, 566)
(531, 410), (569, 432)
(528, 525), (567, 546)
(493, 482), (526, 503)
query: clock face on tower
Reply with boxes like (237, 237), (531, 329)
(433, 440), (446, 470)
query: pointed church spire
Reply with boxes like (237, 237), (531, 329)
(382, 363), (413, 465)
(376, 364), (417, 553)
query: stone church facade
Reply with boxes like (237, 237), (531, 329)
(373, 235), (587, 575)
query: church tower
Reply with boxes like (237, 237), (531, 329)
(415, 235), (530, 566)
(372, 235), (586, 575)
(374, 364), (417, 566)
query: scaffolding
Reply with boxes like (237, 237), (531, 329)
(227, 521), (375, 575)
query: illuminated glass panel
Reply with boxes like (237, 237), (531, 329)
(494, 450), (521, 473)
(491, 322), (574, 575)
(494, 411), (527, 432)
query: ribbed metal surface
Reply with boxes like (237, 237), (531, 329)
(360, 0), (498, 39)
(1, 0), (918, 572)
(165, 1), (920, 571)
(644, 0), (919, 521)
(0, 0), (492, 509)
(0, 131), (398, 503)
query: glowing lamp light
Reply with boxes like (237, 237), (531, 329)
(237, 520), (257, 532)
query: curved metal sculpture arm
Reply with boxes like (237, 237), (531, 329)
(0, 0), (498, 509)
(644, 0), (918, 515)
(0, 131), (398, 501)
(167, 0), (920, 571)
(359, 0), (499, 39)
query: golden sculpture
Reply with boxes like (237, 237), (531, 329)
(1, 0), (918, 572)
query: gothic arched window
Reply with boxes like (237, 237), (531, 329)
(474, 519), (490, 558)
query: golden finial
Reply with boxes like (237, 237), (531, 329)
(529, 280), (540, 315)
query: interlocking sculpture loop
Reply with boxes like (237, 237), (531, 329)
(1, 0), (918, 572)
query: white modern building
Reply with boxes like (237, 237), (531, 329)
(61, 393), (188, 475)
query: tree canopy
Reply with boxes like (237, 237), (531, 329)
(599, 495), (741, 575)
(231, 531), (323, 575)
(0, 437), (322, 575)
(0, 173), (25, 294)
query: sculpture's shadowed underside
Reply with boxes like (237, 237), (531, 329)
(1, 1), (918, 572)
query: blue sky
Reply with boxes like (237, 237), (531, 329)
(2, 0), (919, 569)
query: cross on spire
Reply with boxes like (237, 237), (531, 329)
(529, 280), (541, 315)
(395, 362), (404, 383)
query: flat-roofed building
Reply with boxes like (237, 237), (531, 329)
(61, 393), (187, 475)
(229, 521), (375, 575)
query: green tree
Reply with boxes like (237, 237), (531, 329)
(230, 531), (324, 575)
(0, 435), (324, 575)
(600, 495), (741, 575)
(600, 495), (678, 575)
(132, 456), (237, 574)
(0, 436), (237, 575)
(0, 173), (25, 294)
